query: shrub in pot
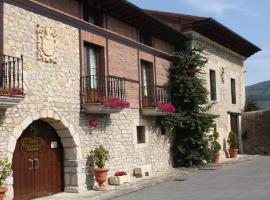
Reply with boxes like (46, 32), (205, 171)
(211, 125), (221, 163)
(227, 131), (239, 158)
(92, 145), (109, 191)
(0, 159), (12, 200)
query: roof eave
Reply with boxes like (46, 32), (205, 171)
(192, 18), (261, 57)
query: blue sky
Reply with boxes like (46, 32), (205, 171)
(129, 0), (269, 86)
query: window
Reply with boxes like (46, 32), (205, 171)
(209, 70), (217, 101)
(84, 44), (100, 89)
(141, 61), (154, 97)
(137, 126), (146, 144)
(161, 126), (166, 135)
(83, 7), (103, 27)
(231, 78), (236, 104)
(139, 32), (153, 47)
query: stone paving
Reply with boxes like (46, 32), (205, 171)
(113, 155), (267, 200)
(36, 154), (257, 200)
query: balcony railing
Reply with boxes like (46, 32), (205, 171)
(141, 85), (172, 116)
(81, 75), (126, 113)
(0, 54), (24, 108)
(0, 54), (24, 96)
(141, 85), (170, 107)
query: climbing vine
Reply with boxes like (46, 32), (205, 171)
(162, 48), (217, 167)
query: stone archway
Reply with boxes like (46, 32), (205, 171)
(6, 110), (86, 199)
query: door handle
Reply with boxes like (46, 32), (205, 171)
(34, 158), (39, 170)
(28, 158), (34, 171)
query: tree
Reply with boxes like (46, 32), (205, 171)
(244, 98), (261, 112)
(162, 48), (217, 167)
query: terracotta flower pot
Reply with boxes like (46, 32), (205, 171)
(213, 153), (220, 164)
(0, 187), (8, 200)
(94, 168), (109, 191)
(228, 148), (238, 158)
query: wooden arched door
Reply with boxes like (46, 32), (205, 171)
(12, 120), (64, 200)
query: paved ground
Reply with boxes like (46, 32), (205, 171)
(113, 156), (270, 200)
(37, 155), (259, 200)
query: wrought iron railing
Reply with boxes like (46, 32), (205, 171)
(0, 54), (24, 96)
(141, 85), (170, 107)
(81, 75), (126, 104)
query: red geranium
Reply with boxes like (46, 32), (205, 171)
(9, 87), (25, 97)
(99, 97), (130, 109)
(154, 101), (176, 113)
(88, 119), (98, 128)
(114, 171), (127, 176)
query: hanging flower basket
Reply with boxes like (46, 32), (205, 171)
(88, 119), (98, 128)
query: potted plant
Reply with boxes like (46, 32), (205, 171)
(211, 125), (221, 163)
(108, 171), (130, 186)
(0, 159), (12, 200)
(227, 131), (239, 158)
(92, 145), (110, 191)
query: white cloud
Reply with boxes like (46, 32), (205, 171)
(183, 0), (256, 17)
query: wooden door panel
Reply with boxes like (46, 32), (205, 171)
(13, 129), (34, 200)
(13, 120), (63, 200)
(230, 114), (238, 134)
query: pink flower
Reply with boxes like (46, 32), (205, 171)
(154, 101), (176, 113)
(99, 97), (130, 109)
(9, 87), (25, 97)
(114, 171), (127, 176)
(88, 119), (98, 128)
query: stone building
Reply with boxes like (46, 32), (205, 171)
(0, 1), (259, 199)
(146, 10), (260, 159)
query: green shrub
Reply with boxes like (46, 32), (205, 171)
(211, 125), (221, 154)
(227, 131), (238, 149)
(211, 141), (221, 154)
(92, 145), (109, 168)
(161, 48), (217, 166)
(0, 158), (12, 187)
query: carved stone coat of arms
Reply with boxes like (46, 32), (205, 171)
(37, 25), (57, 63)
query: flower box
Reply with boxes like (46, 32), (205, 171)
(141, 107), (170, 116)
(0, 96), (24, 109)
(141, 102), (176, 116)
(83, 103), (122, 114)
(108, 174), (131, 186)
(84, 98), (130, 114)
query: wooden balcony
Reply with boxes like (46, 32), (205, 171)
(0, 54), (24, 109)
(81, 75), (127, 114)
(141, 85), (174, 116)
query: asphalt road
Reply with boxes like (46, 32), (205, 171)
(112, 156), (270, 200)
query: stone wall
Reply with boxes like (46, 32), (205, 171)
(192, 32), (246, 159)
(1, 2), (172, 199)
(242, 110), (270, 154)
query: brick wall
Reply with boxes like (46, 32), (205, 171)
(107, 16), (138, 41)
(35, 0), (81, 18)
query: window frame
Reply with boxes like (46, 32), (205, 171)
(141, 60), (154, 97)
(136, 126), (146, 144)
(231, 78), (236, 104)
(209, 69), (217, 101)
(139, 32), (153, 47)
(83, 6), (104, 27)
